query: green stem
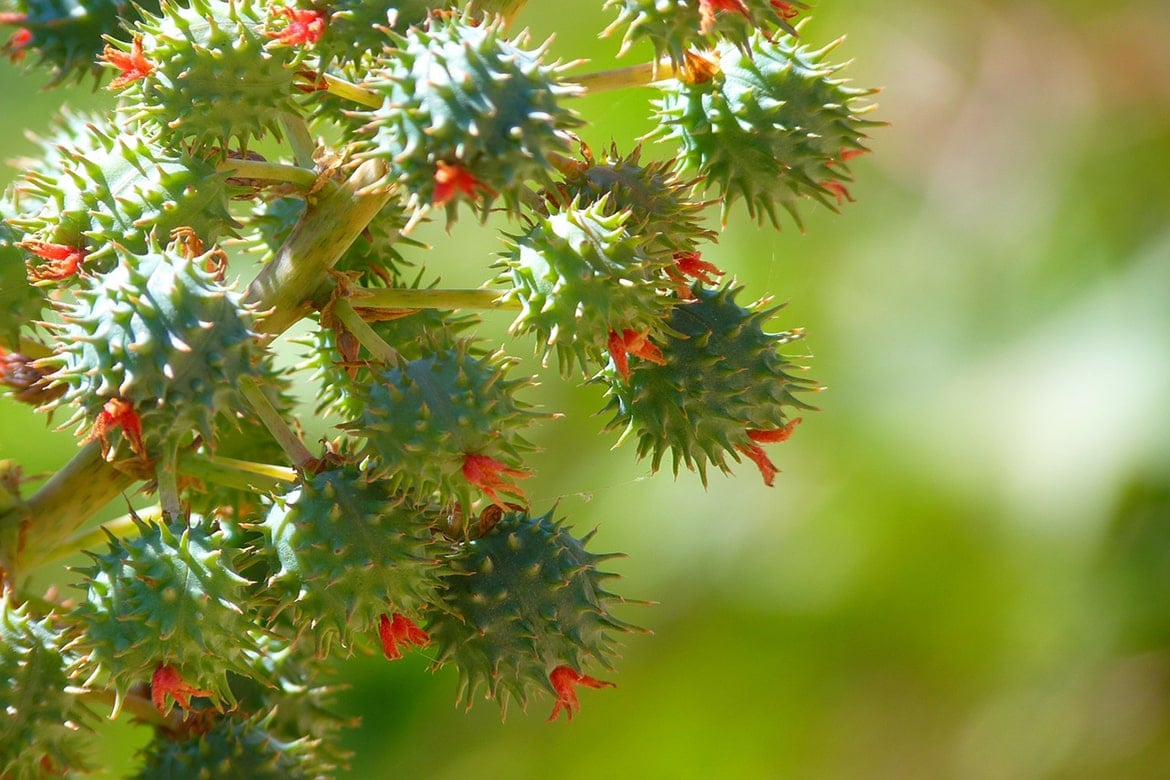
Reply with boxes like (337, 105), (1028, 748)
(177, 452), (297, 493)
(350, 286), (519, 312)
(217, 158), (317, 189)
(238, 376), (316, 471)
(41, 506), (164, 567)
(157, 443), (182, 520)
(311, 72), (382, 109)
(278, 111), (318, 169)
(247, 158), (393, 335)
(572, 61), (668, 94)
(331, 298), (399, 363)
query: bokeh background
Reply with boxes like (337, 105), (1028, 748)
(3, 1), (1170, 777)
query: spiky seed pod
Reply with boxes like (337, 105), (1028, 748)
(343, 341), (540, 510)
(110, 0), (301, 151)
(603, 0), (806, 67)
(11, 116), (235, 273)
(258, 466), (441, 657)
(496, 198), (674, 376)
(47, 239), (259, 459)
(428, 510), (634, 715)
(350, 12), (583, 220)
(72, 515), (264, 715)
(547, 144), (715, 260)
(250, 195), (418, 285)
(134, 711), (329, 780)
(0, 0), (161, 85)
(302, 303), (476, 419)
(0, 596), (94, 778)
(651, 31), (880, 228)
(0, 214), (44, 350)
(601, 283), (817, 483)
(310, 0), (451, 70)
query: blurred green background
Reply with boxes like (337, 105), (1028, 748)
(3, 1), (1170, 777)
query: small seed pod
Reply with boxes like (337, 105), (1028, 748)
(601, 283), (817, 484)
(428, 510), (636, 716)
(258, 466), (441, 658)
(652, 31), (879, 228)
(0, 595), (95, 777)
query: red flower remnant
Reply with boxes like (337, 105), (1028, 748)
(668, 251), (724, 297)
(737, 418), (802, 486)
(433, 161), (494, 206)
(462, 453), (532, 508)
(699, 0), (749, 35)
(267, 6), (326, 46)
(4, 25), (32, 62)
(89, 398), (146, 459)
(378, 613), (431, 660)
(151, 664), (213, 713)
(548, 666), (615, 722)
(771, 1), (800, 20)
(22, 241), (86, 281)
(823, 180), (854, 206)
(102, 37), (152, 90)
(607, 329), (665, 382)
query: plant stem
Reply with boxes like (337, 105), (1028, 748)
(238, 376), (316, 471)
(177, 453), (297, 492)
(278, 111), (318, 169)
(572, 61), (669, 94)
(350, 286), (520, 311)
(247, 158), (393, 336)
(217, 158), (318, 189)
(331, 298), (399, 363)
(310, 72), (382, 109)
(42, 506), (163, 568)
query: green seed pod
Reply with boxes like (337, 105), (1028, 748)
(601, 283), (817, 483)
(12, 114), (235, 272)
(111, 0), (302, 151)
(48, 238), (259, 459)
(496, 198), (674, 377)
(73, 515), (264, 715)
(548, 144), (714, 260)
(134, 711), (329, 780)
(1, 0), (161, 85)
(259, 466), (441, 657)
(603, 0), (806, 67)
(0, 595), (94, 778)
(350, 11), (582, 220)
(428, 510), (635, 715)
(651, 31), (879, 228)
(343, 341), (540, 510)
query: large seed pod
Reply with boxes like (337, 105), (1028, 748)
(0, 595), (94, 778)
(496, 198), (674, 377)
(109, 0), (302, 151)
(604, 0), (806, 67)
(134, 711), (329, 780)
(72, 515), (264, 715)
(547, 144), (715, 260)
(258, 466), (441, 657)
(0, 0), (161, 85)
(350, 11), (582, 220)
(343, 341), (540, 510)
(428, 510), (635, 716)
(11, 115), (235, 272)
(47, 239), (259, 460)
(651, 31), (879, 228)
(601, 283), (817, 484)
